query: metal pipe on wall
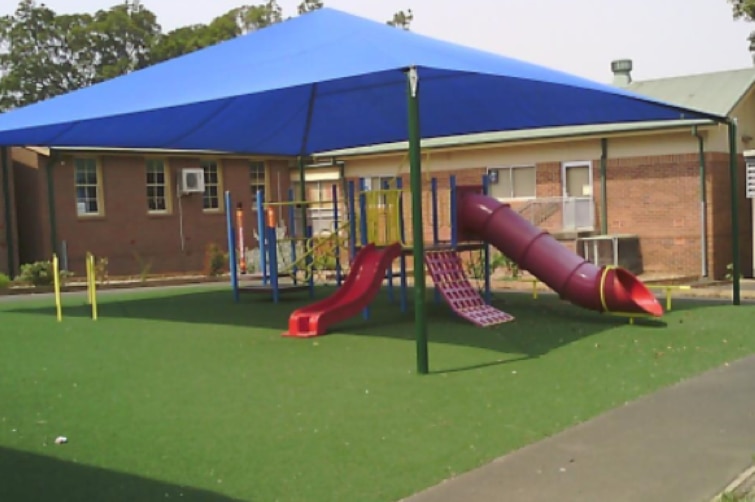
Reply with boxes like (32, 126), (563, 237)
(693, 126), (709, 277)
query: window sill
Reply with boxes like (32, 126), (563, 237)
(76, 214), (106, 221)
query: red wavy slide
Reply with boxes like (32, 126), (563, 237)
(284, 242), (403, 337)
(458, 193), (663, 317)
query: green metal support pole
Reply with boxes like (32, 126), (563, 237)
(1, 147), (15, 276)
(728, 121), (741, 305)
(600, 138), (608, 235)
(46, 155), (58, 258)
(406, 67), (428, 375)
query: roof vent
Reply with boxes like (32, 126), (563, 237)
(611, 59), (633, 87)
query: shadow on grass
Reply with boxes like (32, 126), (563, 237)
(5, 285), (690, 373)
(0, 446), (241, 502)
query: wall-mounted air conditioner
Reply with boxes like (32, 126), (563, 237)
(179, 168), (205, 194)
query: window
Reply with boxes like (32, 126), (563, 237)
(146, 159), (170, 214)
(489, 166), (536, 199)
(74, 158), (103, 216)
(201, 160), (222, 211)
(364, 176), (399, 206)
(250, 160), (265, 207)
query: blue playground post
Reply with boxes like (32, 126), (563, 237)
(268, 222), (280, 304)
(431, 177), (441, 304)
(288, 188), (299, 285)
(255, 190), (267, 285)
(450, 175), (458, 249)
(332, 184), (343, 286)
(225, 191), (240, 303)
(348, 180), (357, 260)
(482, 174), (492, 304)
(431, 177), (440, 246)
(359, 178), (369, 320)
(396, 177), (408, 313)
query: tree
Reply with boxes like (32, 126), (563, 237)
(88, 1), (162, 80)
(297, 0), (324, 15)
(728, 0), (755, 60)
(151, 1), (283, 64)
(0, 0), (161, 110)
(387, 9), (413, 30)
(0, 0), (92, 109)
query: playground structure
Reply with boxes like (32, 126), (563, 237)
(53, 251), (98, 322)
(224, 172), (664, 337)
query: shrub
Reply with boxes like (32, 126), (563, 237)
(17, 260), (71, 287)
(0, 273), (10, 289)
(204, 243), (229, 277)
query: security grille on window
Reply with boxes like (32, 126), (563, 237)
(146, 159), (168, 213)
(489, 166), (536, 199)
(365, 176), (399, 206)
(74, 158), (102, 216)
(201, 160), (221, 210)
(250, 161), (265, 206)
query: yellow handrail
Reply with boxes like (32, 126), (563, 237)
(280, 220), (352, 282)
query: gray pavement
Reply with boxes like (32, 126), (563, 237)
(402, 354), (755, 502)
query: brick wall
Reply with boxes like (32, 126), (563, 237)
(0, 148), (18, 278)
(295, 151), (755, 281)
(14, 155), (50, 266)
(52, 154), (290, 277)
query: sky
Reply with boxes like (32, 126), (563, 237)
(2, 0), (754, 83)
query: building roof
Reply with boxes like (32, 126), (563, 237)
(320, 119), (712, 157)
(626, 68), (755, 116)
(319, 67), (754, 158)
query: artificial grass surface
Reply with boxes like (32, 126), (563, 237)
(1, 285), (754, 501)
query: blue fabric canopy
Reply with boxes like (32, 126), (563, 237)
(0, 8), (722, 154)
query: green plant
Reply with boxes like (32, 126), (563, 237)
(465, 249), (519, 280)
(0, 273), (10, 290)
(132, 252), (153, 283)
(95, 257), (109, 284)
(726, 263), (743, 281)
(204, 243), (228, 277)
(17, 260), (71, 287)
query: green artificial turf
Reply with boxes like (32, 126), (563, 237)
(1, 285), (754, 501)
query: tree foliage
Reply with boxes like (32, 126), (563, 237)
(387, 9), (414, 30)
(297, 0), (324, 15)
(728, 0), (755, 56)
(0, 0), (414, 111)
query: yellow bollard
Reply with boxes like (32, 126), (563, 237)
(87, 253), (98, 321)
(52, 254), (62, 322)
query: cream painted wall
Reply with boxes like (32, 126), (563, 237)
(341, 128), (712, 178)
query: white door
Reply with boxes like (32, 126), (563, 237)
(562, 161), (595, 231)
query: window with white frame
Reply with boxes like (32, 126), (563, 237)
(201, 160), (222, 211)
(489, 166), (536, 199)
(250, 160), (265, 207)
(74, 158), (103, 216)
(146, 159), (170, 214)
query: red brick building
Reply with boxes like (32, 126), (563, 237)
(6, 148), (293, 277)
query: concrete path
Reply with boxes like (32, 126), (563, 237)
(402, 355), (755, 502)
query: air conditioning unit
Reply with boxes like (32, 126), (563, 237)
(179, 168), (205, 194)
